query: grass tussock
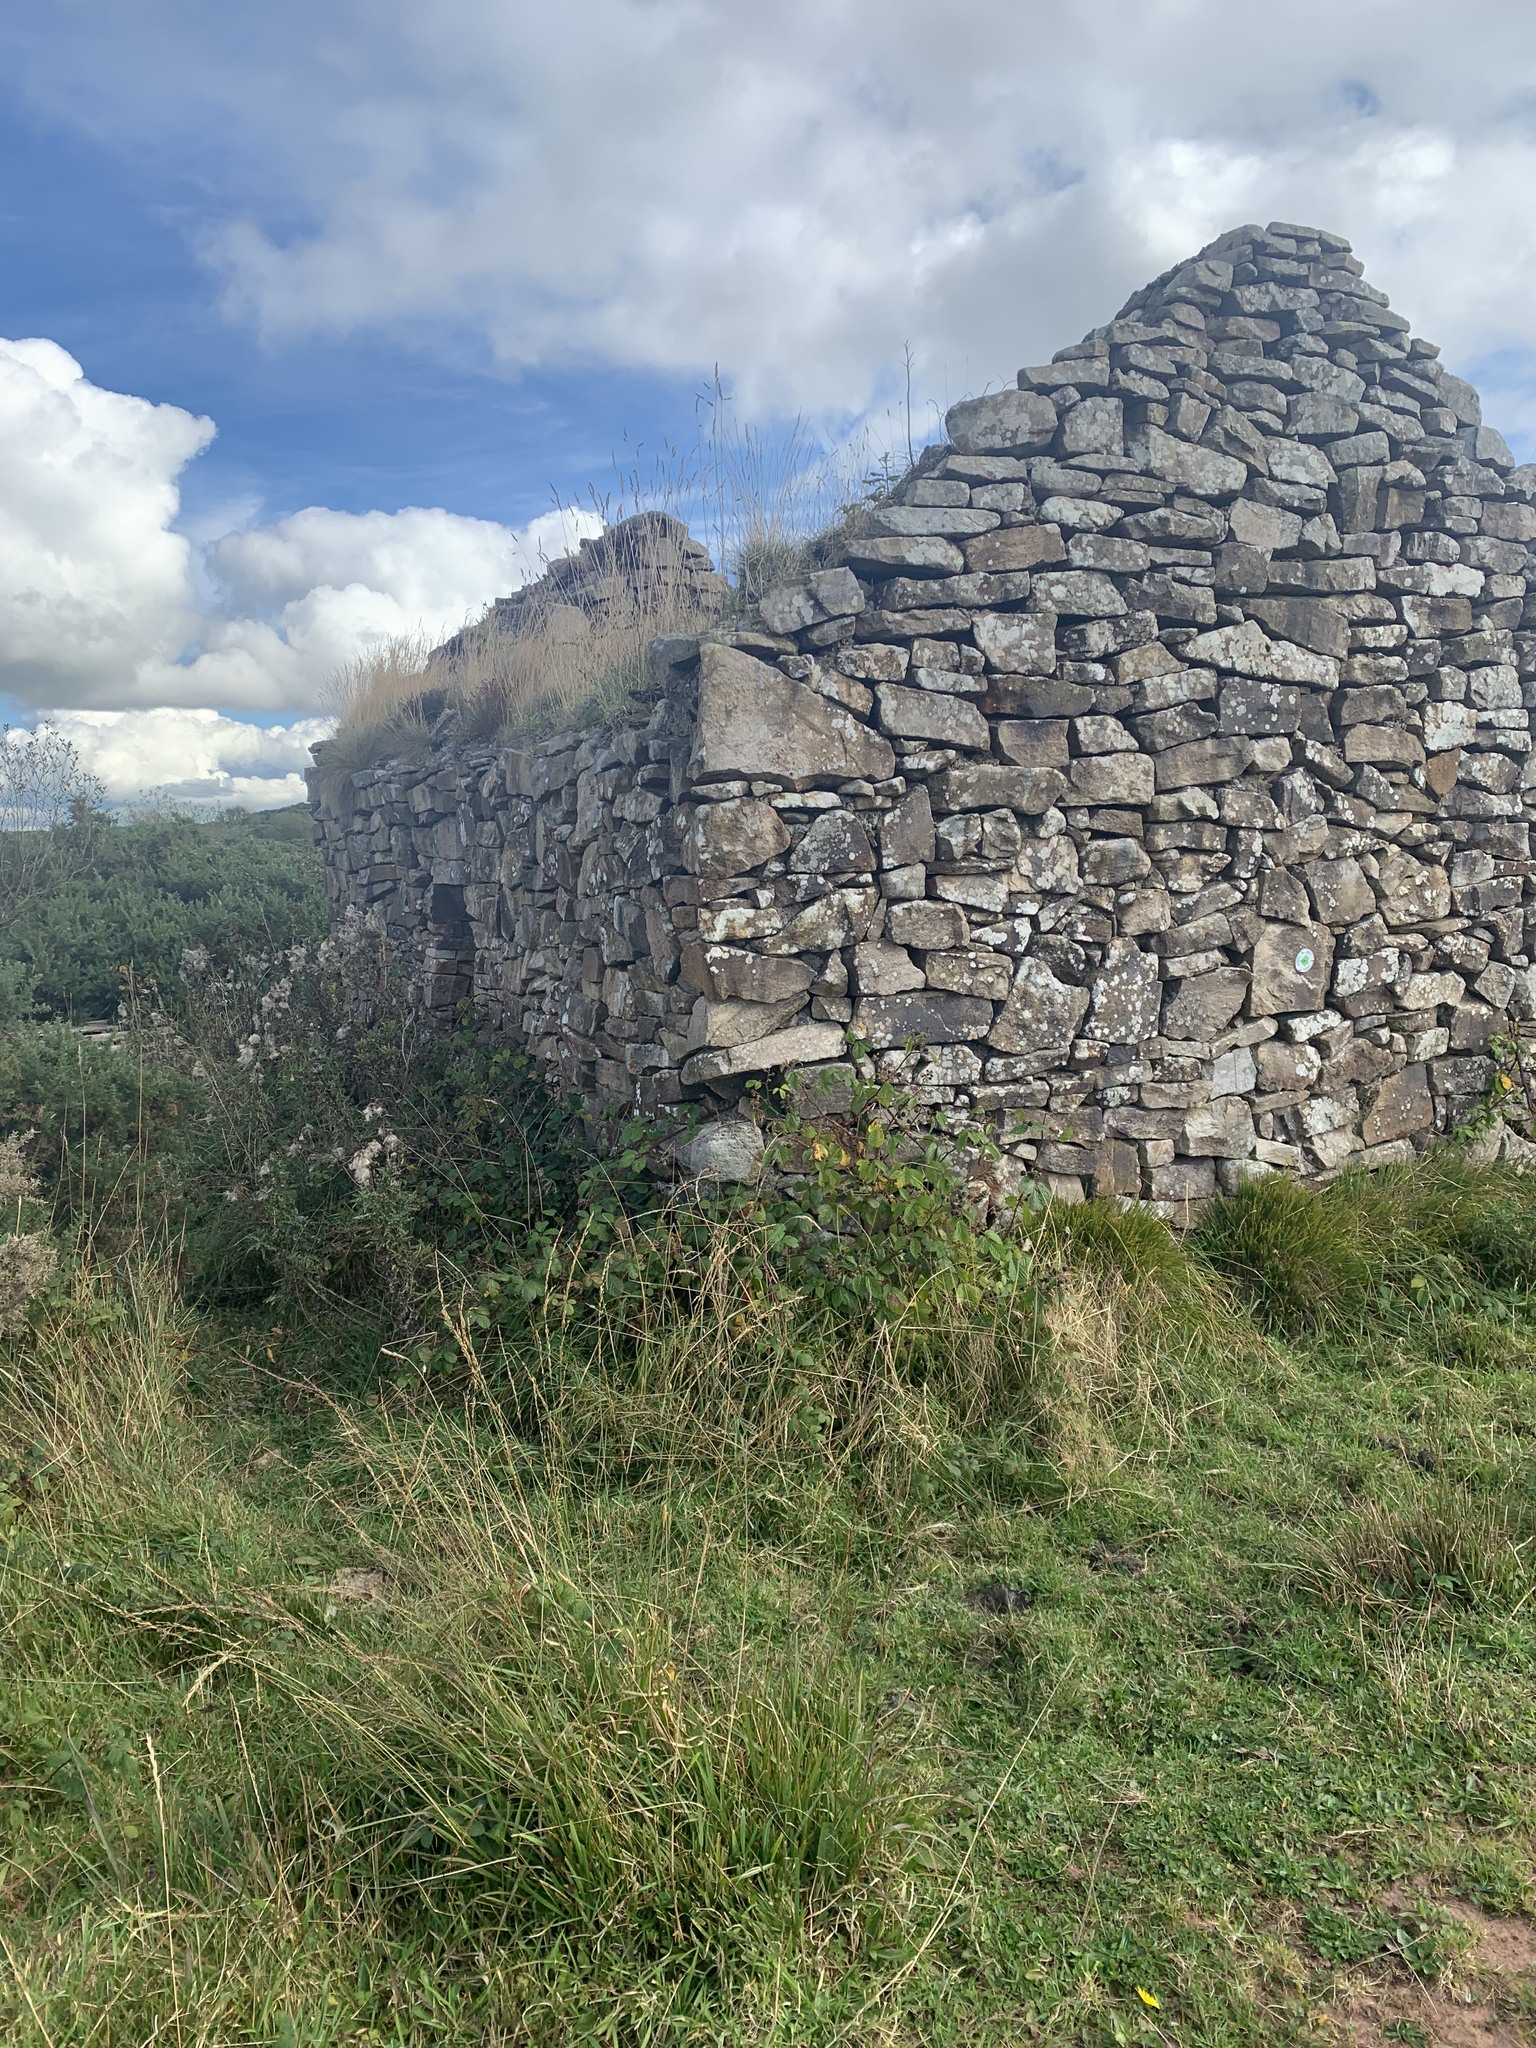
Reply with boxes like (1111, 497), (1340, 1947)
(1317, 1482), (1536, 1610)
(1191, 1150), (1536, 1338)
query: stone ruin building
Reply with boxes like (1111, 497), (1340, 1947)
(311, 221), (1536, 1210)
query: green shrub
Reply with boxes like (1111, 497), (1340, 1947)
(0, 1021), (202, 1232)
(0, 805), (325, 1020)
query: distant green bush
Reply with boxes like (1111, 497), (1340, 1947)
(0, 1020), (202, 1231)
(0, 804), (325, 1020)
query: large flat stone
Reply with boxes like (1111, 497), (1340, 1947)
(998, 718), (1070, 768)
(842, 535), (966, 579)
(1161, 967), (1249, 1041)
(1181, 618), (1339, 686)
(963, 526), (1067, 575)
(1069, 754), (1156, 804)
(923, 949), (1014, 999)
(876, 684), (990, 750)
(1362, 1064), (1435, 1145)
(686, 995), (807, 1051)
(703, 948), (815, 1003)
(1181, 1097), (1256, 1159)
(881, 784), (935, 866)
(852, 991), (995, 1048)
(765, 886), (879, 955)
(1228, 498), (1304, 551)
(1248, 921), (1335, 1016)
(690, 644), (895, 788)
(1085, 937), (1161, 1045)
(1376, 849), (1451, 925)
(933, 763), (1067, 812)
(946, 390), (1059, 453)
(1154, 737), (1254, 791)
(1303, 858), (1374, 925)
(673, 1120), (766, 1185)
(887, 898), (967, 949)
(1029, 570), (1126, 618)
(1245, 597), (1351, 660)
(1218, 677), (1301, 735)
(1133, 425), (1248, 496)
(850, 942), (925, 996)
(972, 609), (1058, 673)
(1287, 392), (1359, 439)
(1265, 438), (1337, 487)
(788, 808), (877, 875)
(867, 506), (1002, 538)
(682, 1021), (848, 1084)
(683, 796), (790, 878)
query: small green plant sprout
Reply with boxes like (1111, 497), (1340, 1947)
(1458, 1028), (1536, 1142)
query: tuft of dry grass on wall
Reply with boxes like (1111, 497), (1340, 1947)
(308, 634), (438, 812)
(310, 523), (724, 805)
(309, 393), (916, 800)
(443, 536), (719, 743)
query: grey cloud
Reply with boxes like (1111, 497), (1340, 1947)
(9, 1), (1536, 426)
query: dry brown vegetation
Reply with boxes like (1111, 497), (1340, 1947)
(311, 395), (904, 795)
(311, 520), (725, 806)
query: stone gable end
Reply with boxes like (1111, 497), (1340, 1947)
(311, 220), (1536, 1209)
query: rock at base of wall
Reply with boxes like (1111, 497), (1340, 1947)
(674, 1120), (766, 1185)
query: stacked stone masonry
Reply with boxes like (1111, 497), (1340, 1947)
(311, 222), (1536, 1208)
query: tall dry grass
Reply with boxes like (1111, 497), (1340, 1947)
(310, 517), (720, 805)
(312, 386), (916, 794)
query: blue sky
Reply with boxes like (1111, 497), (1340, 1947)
(0, 99), (707, 535)
(2, 0), (1536, 805)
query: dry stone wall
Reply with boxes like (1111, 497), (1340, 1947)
(311, 221), (1536, 1207)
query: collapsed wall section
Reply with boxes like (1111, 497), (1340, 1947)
(311, 221), (1536, 1207)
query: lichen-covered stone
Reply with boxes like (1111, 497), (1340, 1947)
(989, 959), (1090, 1059)
(852, 992), (995, 1048)
(684, 798), (790, 877)
(1085, 938), (1161, 1044)
(789, 809), (877, 875)
(886, 899), (967, 950)
(683, 1021), (848, 1084)
(674, 1120), (765, 1185)
(945, 390), (1058, 454)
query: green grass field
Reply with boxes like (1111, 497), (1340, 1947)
(3, 1155), (1534, 2046)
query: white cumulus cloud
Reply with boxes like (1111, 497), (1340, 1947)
(0, 338), (602, 737)
(47, 707), (334, 811)
(145, 502), (599, 713)
(0, 337), (214, 704)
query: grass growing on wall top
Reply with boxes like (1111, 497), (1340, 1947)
(311, 396), (909, 782)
